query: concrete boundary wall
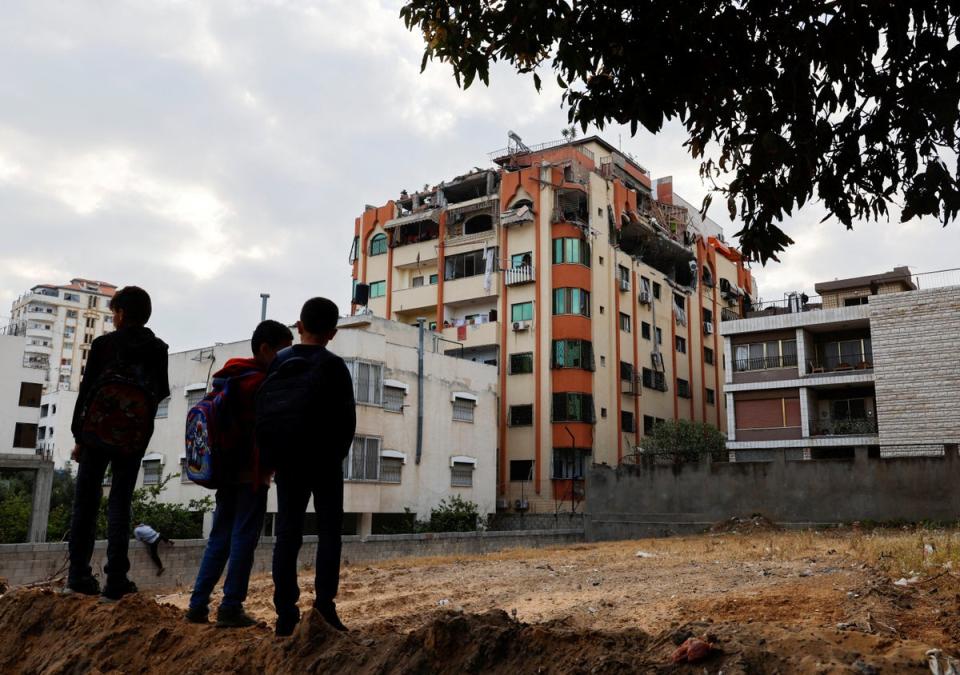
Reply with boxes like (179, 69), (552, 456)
(0, 529), (584, 590)
(585, 449), (960, 541)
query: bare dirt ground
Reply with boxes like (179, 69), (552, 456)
(2, 526), (959, 673)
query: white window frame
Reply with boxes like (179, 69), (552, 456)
(450, 455), (477, 487)
(155, 397), (170, 419)
(451, 392), (477, 423)
(344, 435), (381, 481)
(346, 360), (384, 406)
(142, 456), (163, 485)
(383, 380), (407, 413)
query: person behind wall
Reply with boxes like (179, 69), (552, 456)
(134, 522), (173, 576)
(185, 320), (293, 628)
(256, 297), (356, 636)
(65, 286), (170, 602)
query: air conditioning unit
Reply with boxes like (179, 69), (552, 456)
(514, 499), (530, 511)
(639, 290), (651, 305)
(703, 321), (713, 335)
(512, 321), (530, 332)
(619, 278), (630, 292)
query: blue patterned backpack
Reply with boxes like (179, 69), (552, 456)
(184, 367), (259, 488)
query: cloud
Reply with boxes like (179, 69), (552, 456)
(0, 0), (956, 351)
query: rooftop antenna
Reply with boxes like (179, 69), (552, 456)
(260, 293), (270, 322)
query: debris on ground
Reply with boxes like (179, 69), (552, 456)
(635, 551), (656, 558)
(670, 636), (715, 664)
(709, 514), (780, 534)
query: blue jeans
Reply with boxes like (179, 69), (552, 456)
(189, 483), (267, 611)
(68, 447), (142, 588)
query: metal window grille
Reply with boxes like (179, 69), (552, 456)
(155, 397), (170, 418)
(451, 462), (474, 487)
(383, 386), (404, 412)
(186, 389), (205, 408)
(380, 457), (403, 483)
(345, 436), (380, 481)
(349, 361), (383, 405)
(452, 398), (475, 422)
(142, 460), (162, 485)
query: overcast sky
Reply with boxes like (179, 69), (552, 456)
(1, 1), (957, 352)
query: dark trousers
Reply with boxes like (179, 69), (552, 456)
(68, 447), (142, 587)
(190, 483), (268, 611)
(146, 540), (163, 571)
(272, 471), (343, 624)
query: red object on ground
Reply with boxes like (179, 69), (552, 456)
(670, 637), (714, 664)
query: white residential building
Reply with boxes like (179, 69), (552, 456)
(0, 335), (46, 456)
(6, 278), (117, 392)
(37, 389), (79, 468)
(138, 316), (498, 536)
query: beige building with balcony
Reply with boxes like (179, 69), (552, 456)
(6, 278), (117, 392)
(136, 316), (497, 537)
(722, 267), (960, 459)
(349, 135), (756, 512)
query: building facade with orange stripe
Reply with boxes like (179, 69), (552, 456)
(348, 136), (755, 513)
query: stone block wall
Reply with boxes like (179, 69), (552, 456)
(0, 529), (584, 591)
(870, 286), (960, 447)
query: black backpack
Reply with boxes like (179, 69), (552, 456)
(255, 350), (330, 471)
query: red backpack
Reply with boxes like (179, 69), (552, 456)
(79, 360), (157, 455)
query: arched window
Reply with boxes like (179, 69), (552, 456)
(369, 233), (388, 256)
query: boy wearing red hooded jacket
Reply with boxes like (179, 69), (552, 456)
(186, 320), (292, 627)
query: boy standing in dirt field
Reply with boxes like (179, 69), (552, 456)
(256, 297), (356, 636)
(65, 286), (170, 602)
(185, 319), (293, 628)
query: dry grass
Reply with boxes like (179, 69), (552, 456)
(355, 526), (960, 579)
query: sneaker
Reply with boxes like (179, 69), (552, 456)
(275, 616), (298, 638)
(63, 576), (100, 596)
(216, 606), (257, 628)
(315, 601), (348, 632)
(185, 606), (209, 624)
(99, 579), (138, 603)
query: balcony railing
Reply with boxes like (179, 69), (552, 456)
(810, 417), (878, 436)
(720, 307), (741, 322)
(504, 265), (535, 286)
(806, 353), (873, 374)
(733, 354), (798, 372)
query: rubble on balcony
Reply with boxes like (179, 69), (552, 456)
(552, 189), (589, 232)
(618, 195), (697, 291)
(500, 203), (534, 227)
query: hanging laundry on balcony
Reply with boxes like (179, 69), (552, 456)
(483, 246), (496, 293)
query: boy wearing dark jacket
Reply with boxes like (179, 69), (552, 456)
(267, 297), (356, 636)
(66, 286), (170, 601)
(186, 320), (293, 627)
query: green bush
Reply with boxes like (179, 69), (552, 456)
(641, 419), (727, 464)
(427, 495), (480, 532)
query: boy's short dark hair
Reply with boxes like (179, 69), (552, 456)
(109, 286), (152, 326)
(251, 320), (293, 355)
(300, 297), (339, 334)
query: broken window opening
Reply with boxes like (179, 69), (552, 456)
(464, 213), (494, 235)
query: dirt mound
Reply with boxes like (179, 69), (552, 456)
(0, 589), (653, 674)
(710, 514), (780, 534)
(0, 588), (942, 674)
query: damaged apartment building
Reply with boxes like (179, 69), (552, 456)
(349, 134), (755, 512)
